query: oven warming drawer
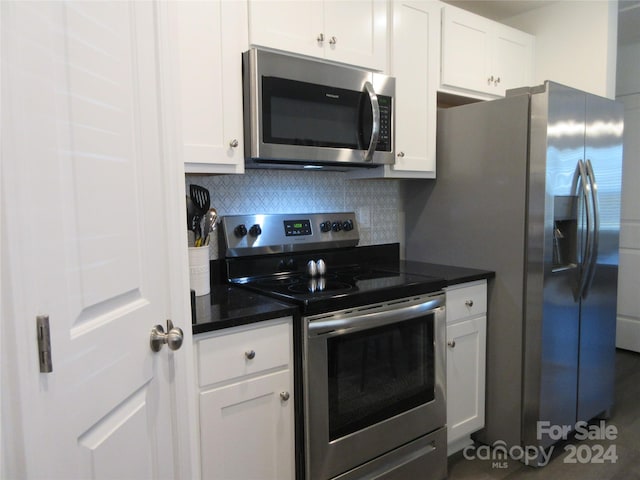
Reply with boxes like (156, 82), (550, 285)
(333, 427), (447, 480)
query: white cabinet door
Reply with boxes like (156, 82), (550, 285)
(446, 316), (487, 446)
(440, 5), (534, 99)
(492, 25), (534, 96)
(348, 0), (439, 180)
(2, 2), (194, 478)
(199, 370), (295, 480)
(248, 0), (386, 71)
(441, 6), (492, 96)
(173, 0), (247, 174)
(323, 0), (387, 71)
(249, 0), (324, 59)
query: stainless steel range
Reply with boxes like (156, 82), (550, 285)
(220, 212), (448, 480)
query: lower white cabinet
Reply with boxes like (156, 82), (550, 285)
(445, 280), (487, 455)
(194, 318), (295, 479)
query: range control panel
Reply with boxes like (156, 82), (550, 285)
(221, 212), (359, 257)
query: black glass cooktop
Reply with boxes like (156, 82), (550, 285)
(233, 266), (446, 315)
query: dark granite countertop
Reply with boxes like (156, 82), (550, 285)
(192, 285), (297, 335)
(397, 261), (495, 286)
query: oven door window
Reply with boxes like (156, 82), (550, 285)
(327, 315), (435, 441)
(262, 76), (373, 150)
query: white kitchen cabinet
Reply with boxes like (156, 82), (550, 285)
(195, 318), (295, 479)
(248, 0), (387, 71)
(348, 0), (439, 180)
(440, 4), (534, 99)
(445, 280), (487, 455)
(169, 0), (246, 174)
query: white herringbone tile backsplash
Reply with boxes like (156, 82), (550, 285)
(186, 170), (402, 254)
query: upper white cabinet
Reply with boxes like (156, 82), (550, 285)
(248, 0), (387, 71)
(440, 4), (534, 99)
(349, 0), (440, 180)
(170, 0), (247, 174)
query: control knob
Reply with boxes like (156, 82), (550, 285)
(342, 219), (354, 231)
(234, 224), (247, 237)
(320, 221), (332, 233)
(249, 224), (262, 237)
(331, 221), (342, 232)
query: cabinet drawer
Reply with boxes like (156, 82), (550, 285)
(446, 281), (487, 323)
(197, 319), (291, 387)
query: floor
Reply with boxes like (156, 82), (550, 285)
(447, 348), (640, 480)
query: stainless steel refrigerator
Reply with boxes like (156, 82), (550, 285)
(404, 81), (624, 458)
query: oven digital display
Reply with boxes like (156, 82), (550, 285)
(284, 219), (312, 236)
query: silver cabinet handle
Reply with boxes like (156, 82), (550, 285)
(363, 81), (380, 163)
(329, 36), (337, 45)
(280, 391), (290, 401)
(150, 320), (184, 352)
(317, 33), (324, 43)
(229, 139), (239, 148)
(397, 151), (405, 158)
(465, 300), (474, 307)
(448, 340), (456, 348)
(488, 75), (494, 85)
(494, 76), (501, 86)
(245, 350), (256, 360)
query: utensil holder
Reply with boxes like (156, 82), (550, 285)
(188, 246), (210, 296)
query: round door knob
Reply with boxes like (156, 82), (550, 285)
(465, 300), (474, 307)
(280, 391), (290, 401)
(229, 139), (239, 148)
(329, 36), (337, 45)
(245, 350), (256, 360)
(448, 340), (456, 348)
(397, 151), (405, 158)
(150, 320), (184, 352)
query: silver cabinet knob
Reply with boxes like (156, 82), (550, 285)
(280, 391), (290, 401)
(229, 139), (239, 148)
(448, 340), (456, 348)
(245, 350), (256, 360)
(329, 36), (337, 45)
(317, 33), (324, 43)
(465, 300), (474, 307)
(397, 151), (405, 158)
(150, 320), (184, 352)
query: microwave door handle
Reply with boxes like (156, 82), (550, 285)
(583, 159), (600, 298)
(363, 81), (380, 162)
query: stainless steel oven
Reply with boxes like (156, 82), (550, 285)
(305, 292), (446, 480)
(221, 212), (448, 480)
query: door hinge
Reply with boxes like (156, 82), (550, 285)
(37, 315), (53, 373)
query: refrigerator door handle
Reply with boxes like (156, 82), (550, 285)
(571, 159), (593, 299)
(583, 159), (600, 298)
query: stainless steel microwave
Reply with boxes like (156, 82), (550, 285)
(242, 48), (395, 170)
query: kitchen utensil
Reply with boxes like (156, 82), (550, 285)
(186, 196), (196, 231)
(190, 185), (210, 238)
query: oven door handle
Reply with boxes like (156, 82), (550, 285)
(307, 296), (445, 337)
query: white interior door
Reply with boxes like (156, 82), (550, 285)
(1, 2), (193, 478)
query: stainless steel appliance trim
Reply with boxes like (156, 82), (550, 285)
(243, 48), (395, 168)
(304, 294), (446, 480)
(307, 294), (444, 337)
(363, 81), (380, 163)
(583, 158), (600, 298)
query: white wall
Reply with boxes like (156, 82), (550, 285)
(616, 33), (640, 351)
(505, 1), (618, 99)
